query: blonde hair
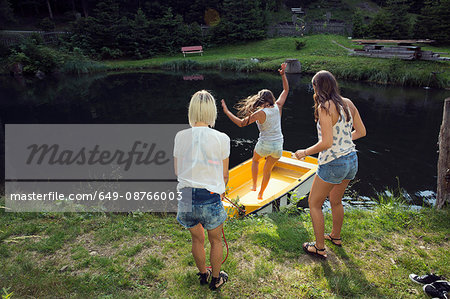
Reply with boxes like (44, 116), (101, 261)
(235, 89), (275, 118)
(188, 90), (217, 127)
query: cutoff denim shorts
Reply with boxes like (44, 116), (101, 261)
(176, 188), (227, 230)
(317, 151), (358, 184)
(255, 140), (283, 159)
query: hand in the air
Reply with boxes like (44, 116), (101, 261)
(278, 62), (287, 75)
(221, 99), (229, 112)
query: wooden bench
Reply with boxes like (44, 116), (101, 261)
(181, 46), (203, 57)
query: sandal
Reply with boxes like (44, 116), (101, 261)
(209, 270), (228, 290)
(325, 234), (342, 247)
(197, 268), (212, 285)
(303, 242), (327, 259)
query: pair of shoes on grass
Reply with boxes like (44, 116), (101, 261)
(197, 268), (228, 290)
(410, 273), (449, 299)
(303, 234), (343, 260)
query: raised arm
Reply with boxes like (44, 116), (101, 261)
(221, 99), (264, 127)
(275, 63), (289, 109)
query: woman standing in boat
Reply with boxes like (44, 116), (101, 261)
(221, 63), (289, 200)
(294, 70), (366, 259)
(174, 90), (230, 290)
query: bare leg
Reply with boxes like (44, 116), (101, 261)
(326, 179), (350, 245)
(307, 175), (334, 255)
(188, 224), (206, 274)
(207, 224), (223, 278)
(258, 156), (279, 199)
(251, 151), (262, 191)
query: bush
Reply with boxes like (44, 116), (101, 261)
(37, 17), (55, 31)
(295, 39), (306, 50)
(99, 47), (123, 60)
(60, 47), (106, 74)
(7, 37), (63, 74)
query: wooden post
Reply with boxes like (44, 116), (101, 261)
(437, 98), (450, 208)
(285, 59), (301, 74)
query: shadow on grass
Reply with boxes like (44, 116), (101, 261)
(249, 213), (310, 259)
(247, 212), (386, 297)
(322, 247), (385, 298)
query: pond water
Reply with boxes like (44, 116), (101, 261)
(1, 71), (449, 206)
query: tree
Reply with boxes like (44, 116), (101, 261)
(352, 9), (367, 38)
(414, 0), (450, 44)
(384, 0), (411, 39)
(90, 0), (127, 57)
(211, 0), (267, 44)
(46, 0), (53, 19)
(368, 10), (393, 38)
(0, 0), (15, 28)
(367, 0), (412, 39)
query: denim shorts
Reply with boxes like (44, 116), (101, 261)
(317, 151), (358, 184)
(255, 140), (283, 159)
(176, 188), (227, 230)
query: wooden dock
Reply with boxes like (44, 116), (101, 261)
(350, 39), (448, 61)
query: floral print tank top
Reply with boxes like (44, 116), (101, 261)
(317, 105), (356, 165)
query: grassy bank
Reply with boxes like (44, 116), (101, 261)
(105, 35), (450, 88)
(1, 198), (449, 298)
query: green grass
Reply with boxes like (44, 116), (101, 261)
(1, 196), (449, 298)
(105, 35), (450, 88)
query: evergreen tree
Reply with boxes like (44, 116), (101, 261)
(367, 0), (412, 39)
(384, 0), (411, 39)
(119, 8), (152, 58)
(352, 9), (367, 38)
(414, 0), (450, 44)
(368, 10), (393, 38)
(90, 0), (128, 57)
(0, 0), (15, 28)
(211, 0), (267, 44)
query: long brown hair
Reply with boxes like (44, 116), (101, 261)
(312, 70), (350, 122)
(234, 89), (275, 118)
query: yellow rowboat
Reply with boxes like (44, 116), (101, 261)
(223, 151), (318, 218)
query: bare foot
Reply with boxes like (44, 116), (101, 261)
(257, 193), (263, 200)
(251, 185), (257, 191)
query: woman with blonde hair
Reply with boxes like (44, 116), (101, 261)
(174, 90), (230, 290)
(221, 63), (289, 200)
(294, 70), (366, 259)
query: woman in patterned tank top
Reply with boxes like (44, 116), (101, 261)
(294, 70), (366, 259)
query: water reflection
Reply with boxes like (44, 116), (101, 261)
(1, 71), (449, 204)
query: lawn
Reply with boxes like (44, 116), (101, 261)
(104, 35), (450, 88)
(1, 197), (449, 298)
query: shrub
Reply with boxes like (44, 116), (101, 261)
(7, 37), (63, 74)
(37, 17), (55, 31)
(295, 39), (306, 50)
(99, 47), (123, 60)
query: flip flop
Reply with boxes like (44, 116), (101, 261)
(303, 242), (327, 259)
(325, 234), (342, 247)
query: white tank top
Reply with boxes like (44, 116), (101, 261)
(256, 105), (283, 142)
(317, 105), (355, 165)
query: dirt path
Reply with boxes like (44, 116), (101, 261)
(332, 40), (354, 53)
